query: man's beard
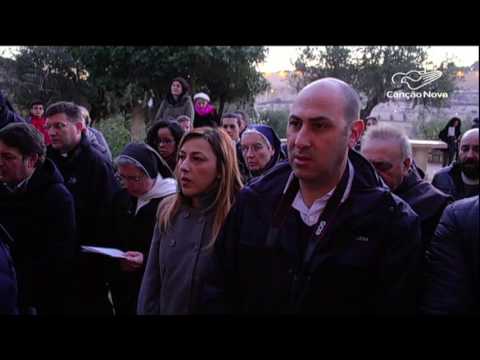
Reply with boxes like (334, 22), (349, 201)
(461, 160), (479, 180)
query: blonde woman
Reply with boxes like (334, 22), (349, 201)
(137, 127), (243, 314)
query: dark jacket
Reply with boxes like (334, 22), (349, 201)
(0, 159), (76, 315)
(47, 133), (119, 247)
(438, 123), (461, 143)
(394, 170), (452, 246)
(0, 225), (18, 315)
(86, 127), (112, 162)
(47, 133), (120, 315)
(421, 196), (480, 315)
(432, 162), (479, 201)
(201, 150), (422, 315)
(109, 177), (177, 315)
(0, 93), (25, 129)
(235, 141), (250, 184)
(154, 93), (194, 123)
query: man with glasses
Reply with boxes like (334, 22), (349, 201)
(108, 143), (177, 315)
(362, 123), (452, 248)
(45, 101), (119, 315)
(0, 123), (76, 314)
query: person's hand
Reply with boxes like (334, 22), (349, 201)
(120, 251), (144, 272)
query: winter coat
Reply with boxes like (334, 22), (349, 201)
(137, 193), (217, 314)
(432, 162), (479, 201)
(200, 150), (423, 315)
(86, 127), (112, 162)
(109, 176), (177, 315)
(0, 93), (24, 129)
(0, 158), (76, 315)
(421, 196), (479, 315)
(154, 93), (194, 123)
(394, 170), (452, 247)
(0, 225), (18, 315)
(47, 133), (120, 315)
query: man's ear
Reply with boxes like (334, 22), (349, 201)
(403, 157), (412, 172)
(26, 154), (39, 169)
(348, 119), (365, 148)
(74, 121), (86, 133)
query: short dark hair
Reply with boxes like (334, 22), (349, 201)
(0, 123), (46, 167)
(45, 101), (82, 123)
(221, 113), (242, 127)
(146, 121), (185, 150)
(234, 111), (250, 126)
(30, 100), (44, 108)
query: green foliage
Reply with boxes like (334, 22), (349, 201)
(93, 115), (132, 159)
(292, 46), (457, 119)
(4, 46), (269, 123)
(71, 46), (269, 118)
(257, 109), (289, 138)
(9, 46), (95, 112)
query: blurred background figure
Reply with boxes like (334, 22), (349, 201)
(176, 115), (192, 133)
(234, 110), (250, 137)
(439, 117), (461, 167)
(0, 91), (24, 129)
(146, 120), (185, 174)
(26, 100), (50, 146)
(154, 77), (194, 124)
(78, 105), (112, 162)
(193, 92), (218, 128)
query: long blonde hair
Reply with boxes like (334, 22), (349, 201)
(157, 127), (243, 246)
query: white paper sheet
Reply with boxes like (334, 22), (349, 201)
(81, 246), (127, 259)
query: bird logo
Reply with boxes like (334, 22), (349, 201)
(391, 70), (442, 91)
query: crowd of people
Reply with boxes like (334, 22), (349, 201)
(0, 75), (478, 316)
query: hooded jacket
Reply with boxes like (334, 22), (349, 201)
(0, 158), (76, 314)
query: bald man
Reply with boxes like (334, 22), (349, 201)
(432, 128), (479, 200)
(201, 78), (422, 315)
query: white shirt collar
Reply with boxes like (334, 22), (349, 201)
(291, 160), (354, 226)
